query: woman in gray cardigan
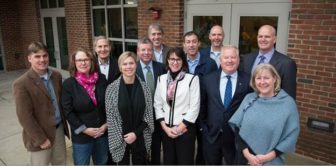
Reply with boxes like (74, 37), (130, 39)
(229, 64), (300, 165)
(105, 51), (154, 164)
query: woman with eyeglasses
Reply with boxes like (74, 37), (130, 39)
(154, 47), (200, 164)
(62, 48), (109, 165)
(229, 64), (300, 165)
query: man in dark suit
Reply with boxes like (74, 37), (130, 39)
(148, 23), (170, 65)
(136, 37), (166, 164)
(13, 42), (69, 166)
(199, 45), (252, 165)
(94, 36), (121, 85)
(240, 25), (297, 99)
(199, 25), (225, 68)
(183, 31), (218, 165)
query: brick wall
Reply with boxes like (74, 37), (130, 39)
(0, 0), (41, 71)
(138, 0), (184, 47)
(288, 0), (336, 164)
(64, 0), (93, 55)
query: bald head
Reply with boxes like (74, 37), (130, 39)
(209, 25), (225, 50)
(257, 25), (277, 54)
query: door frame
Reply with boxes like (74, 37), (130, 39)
(0, 26), (5, 71)
(185, 0), (291, 54)
(40, 8), (65, 69)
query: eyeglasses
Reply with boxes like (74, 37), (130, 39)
(168, 58), (182, 64)
(75, 58), (90, 63)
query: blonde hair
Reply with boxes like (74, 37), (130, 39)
(250, 63), (281, 94)
(117, 51), (137, 72)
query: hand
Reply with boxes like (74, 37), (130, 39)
(40, 139), (51, 150)
(124, 132), (136, 144)
(94, 123), (107, 138)
(161, 122), (178, 138)
(256, 150), (276, 164)
(174, 122), (188, 136)
(243, 148), (261, 166)
(83, 128), (100, 138)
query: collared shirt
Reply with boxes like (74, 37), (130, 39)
(187, 52), (201, 74)
(210, 47), (221, 67)
(251, 48), (275, 73)
(220, 71), (238, 104)
(154, 45), (164, 63)
(140, 60), (154, 82)
(98, 59), (110, 80)
(40, 70), (62, 125)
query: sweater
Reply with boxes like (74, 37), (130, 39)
(229, 90), (300, 165)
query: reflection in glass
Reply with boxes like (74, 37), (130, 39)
(49, 0), (57, 8)
(107, 0), (121, 5)
(59, 0), (64, 7)
(92, 0), (104, 6)
(124, 8), (138, 39)
(40, 0), (48, 8)
(43, 17), (56, 67)
(93, 9), (106, 36)
(239, 16), (278, 55)
(193, 16), (222, 48)
(126, 42), (137, 53)
(112, 41), (123, 59)
(124, 0), (137, 5)
(108, 9), (122, 38)
(57, 17), (68, 70)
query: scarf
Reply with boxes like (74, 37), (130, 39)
(166, 70), (186, 101)
(75, 71), (99, 105)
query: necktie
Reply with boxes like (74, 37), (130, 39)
(224, 75), (232, 109)
(258, 55), (266, 65)
(145, 65), (155, 95)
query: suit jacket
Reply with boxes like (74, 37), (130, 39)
(61, 73), (107, 143)
(152, 44), (170, 65)
(199, 69), (252, 144)
(98, 56), (120, 85)
(240, 50), (297, 99)
(136, 60), (166, 89)
(189, 51), (218, 79)
(13, 68), (69, 151)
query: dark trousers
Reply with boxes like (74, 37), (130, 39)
(162, 124), (196, 165)
(150, 121), (163, 165)
(118, 145), (147, 165)
(195, 123), (204, 165)
(203, 132), (236, 165)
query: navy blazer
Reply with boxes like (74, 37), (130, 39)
(136, 60), (167, 88)
(188, 51), (218, 79)
(199, 69), (252, 144)
(199, 47), (211, 58)
(240, 50), (297, 99)
(98, 56), (121, 85)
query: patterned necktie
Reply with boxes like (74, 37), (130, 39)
(145, 65), (155, 95)
(258, 55), (266, 65)
(224, 75), (232, 109)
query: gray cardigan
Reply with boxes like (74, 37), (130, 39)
(229, 90), (300, 165)
(105, 75), (154, 163)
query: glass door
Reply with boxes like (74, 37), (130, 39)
(41, 8), (68, 70)
(185, 1), (290, 55)
(0, 27), (4, 71)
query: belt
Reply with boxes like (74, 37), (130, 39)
(56, 123), (61, 128)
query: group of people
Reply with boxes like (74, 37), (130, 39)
(13, 23), (300, 166)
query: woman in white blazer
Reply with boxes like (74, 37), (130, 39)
(154, 47), (200, 165)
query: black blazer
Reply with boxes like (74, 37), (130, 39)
(240, 50), (297, 99)
(199, 69), (252, 144)
(98, 56), (121, 85)
(136, 60), (167, 88)
(187, 51), (218, 79)
(61, 73), (107, 143)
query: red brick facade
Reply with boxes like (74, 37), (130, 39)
(288, 0), (336, 163)
(0, 0), (335, 164)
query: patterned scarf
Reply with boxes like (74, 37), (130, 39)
(75, 71), (99, 105)
(166, 70), (186, 101)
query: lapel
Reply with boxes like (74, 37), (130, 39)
(27, 68), (51, 100)
(152, 61), (160, 85)
(247, 52), (258, 71)
(269, 50), (281, 67)
(214, 70), (225, 107)
(136, 61), (145, 82)
(231, 71), (243, 102)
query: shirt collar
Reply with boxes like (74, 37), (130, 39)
(98, 58), (110, 65)
(220, 70), (238, 79)
(258, 48), (275, 62)
(187, 52), (201, 63)
(40, 69), (52, 80)
(154, 45), (163, 54)
(140, 60), (153, 69)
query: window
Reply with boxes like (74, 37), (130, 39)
(40, 0), (64, 8)
(92, 0), (138, 58)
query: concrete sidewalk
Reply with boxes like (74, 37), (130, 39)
(0, 70), (329, 165)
